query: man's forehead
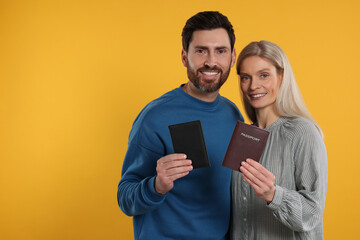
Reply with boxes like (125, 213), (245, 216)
(189, 28), (231, 48)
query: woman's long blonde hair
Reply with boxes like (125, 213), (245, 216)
(236, 40), (323, 137)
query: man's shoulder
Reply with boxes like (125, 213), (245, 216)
(140, 88), (180, 115)
(128, 88), (180, 143)
(132, 88), (181, 126)
(218, 95), (243, 120)
(219, 95), (238, 108)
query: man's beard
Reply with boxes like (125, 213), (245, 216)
(186, 65), (231, 93)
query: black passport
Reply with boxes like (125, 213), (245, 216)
(168, 120), (210, 169)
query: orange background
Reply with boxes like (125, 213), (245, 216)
(1, 0), (359, 239)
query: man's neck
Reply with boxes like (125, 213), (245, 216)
(182, 83), (219, 102)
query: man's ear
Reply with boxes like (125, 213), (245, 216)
(181, 49), (187, 67)
(231, 48), (236, 67)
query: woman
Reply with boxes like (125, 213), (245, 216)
(230, 40), (328, 240)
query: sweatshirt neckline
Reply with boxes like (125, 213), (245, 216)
(176, 84), (220, 109)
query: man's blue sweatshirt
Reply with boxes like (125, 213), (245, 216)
(118, 85), (243, 240)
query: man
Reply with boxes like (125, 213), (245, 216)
(117, 11), (243, 240)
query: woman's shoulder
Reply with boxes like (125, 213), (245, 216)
(284, 117), (314, 128)
(281, 117), (321, 140)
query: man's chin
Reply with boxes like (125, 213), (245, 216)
(197, 84), (221, 93)
(196, 79), (217, 90)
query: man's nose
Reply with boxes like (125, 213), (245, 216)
(205, 53), (217, 68)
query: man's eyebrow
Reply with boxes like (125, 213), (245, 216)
(194, 46), (209, 49)
(194, 46), (230, 49)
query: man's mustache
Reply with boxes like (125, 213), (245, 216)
(197, 66), (222, 72)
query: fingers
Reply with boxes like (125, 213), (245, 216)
(167, 170), (191, 182)
(242, 158), (274, 179)
(155, 154), (193, 195)
(158, 153), (187, 164)
(240, 159), (275, 184)
(240, 158), (276, 203)
(157, 154), (193, 176)
(158, 163), (193, 178)
(155, 170), (191, 195)
(240, 161), (263, 189)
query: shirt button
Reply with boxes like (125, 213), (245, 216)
(243, 218), (247, 222)
(243, 196), (247, 201)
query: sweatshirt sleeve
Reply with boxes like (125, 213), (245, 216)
(267, 122), (328, 232)
(117, 142), (166, 216)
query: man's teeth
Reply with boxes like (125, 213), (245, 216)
(251, 93), (266, 98)
(202, 71), (218, 76)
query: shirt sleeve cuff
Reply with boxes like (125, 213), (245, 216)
(267, 184), (284, 210)
(142, 176), (166, 204)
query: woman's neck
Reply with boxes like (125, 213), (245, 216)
(255, 106), (281, 129)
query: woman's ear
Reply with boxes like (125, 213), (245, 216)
(279, 71), (284, 83)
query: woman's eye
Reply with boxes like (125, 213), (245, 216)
(241, 76), (249, 81)
(260, 74), (269, 78)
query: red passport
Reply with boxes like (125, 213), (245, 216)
(222, 121), (270, 171)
